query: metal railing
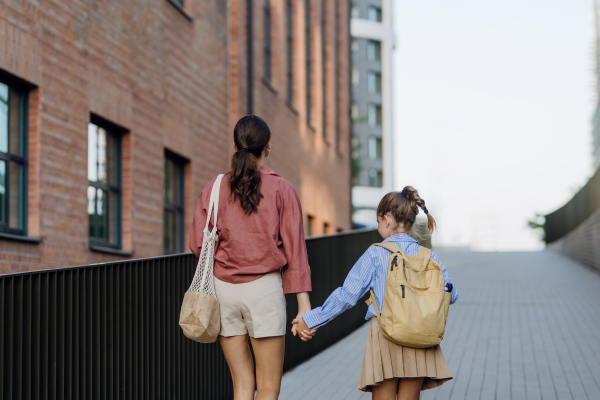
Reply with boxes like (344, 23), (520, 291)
(545, 167), (600, 243)
(0, 228), (381, 400)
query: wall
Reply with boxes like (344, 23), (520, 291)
(0, 0), (352, 273)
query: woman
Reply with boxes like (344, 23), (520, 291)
(189, 115), (313, 400)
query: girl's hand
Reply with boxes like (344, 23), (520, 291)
(291, 314), (317, 341)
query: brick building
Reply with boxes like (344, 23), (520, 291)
(0, 0), (352, 273)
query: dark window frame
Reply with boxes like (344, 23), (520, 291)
(287, 0), (294, 104)
(88, 114), (125, 250)
(0, 75), (30, 237)
(305, 0), (312, 124)
(164, 150), (186, 255)
(166, 0), (193, 21)
(321, 0), (327, 140)
(264, 0), (272, 82)
(333, 0), (340, 153)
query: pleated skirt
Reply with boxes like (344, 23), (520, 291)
(359, 318), (453, 392)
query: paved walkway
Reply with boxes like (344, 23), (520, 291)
(280, 250), (600, 400)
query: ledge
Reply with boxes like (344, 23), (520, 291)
(308, 123), (317, 133)
(262, 77), (279, 94)
(0, 232), (43, 244)
(286, 101), (299, 116)
(90, 244), (134, 257)
(167, 0), (193, 21)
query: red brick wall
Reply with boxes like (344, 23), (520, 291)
(0, 0), (351, 273)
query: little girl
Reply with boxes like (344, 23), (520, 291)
(294, 187), (458, 400)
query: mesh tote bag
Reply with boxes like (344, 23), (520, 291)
(179, 174), (224, 343)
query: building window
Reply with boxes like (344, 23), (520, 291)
(306, 214), (314, 237)
(368, 136), (382, 160)
(351, 3), (360, 18)
(287, 0), (294, 104)
(264, 0), (272, 82)
(352, 39), (360, 54)
(321, 0), (327, 139)
(367, 71), (381, 94)
(0, 80), (28, 235)
(367, 40), (381, 61)
(164, 152), (185, 254)
(305, 0), (312, 124)
(367, 104), (382, 127)
(323, 222), (329, 235)
(351, 102), (359, 120)
(369, 169), (383, 188)
(367, 6), (382, 22)
(88, 118), (122, 248)
(352, 67), (360, 87)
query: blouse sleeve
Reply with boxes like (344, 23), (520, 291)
(279, 184), (312, 294)
(188, 177), (217, 257)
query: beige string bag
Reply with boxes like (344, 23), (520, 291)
(179, 174), (224, 343)
(366, 242), (451, 348)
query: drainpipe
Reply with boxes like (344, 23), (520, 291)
(247, 0), (254, 115)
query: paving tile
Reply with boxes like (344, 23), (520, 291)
(279, 251), (600, 400)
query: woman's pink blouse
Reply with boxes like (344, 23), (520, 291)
(188, 165), (312, 294)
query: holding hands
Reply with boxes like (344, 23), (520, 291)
(292, 313), (317, 341)
(292, 292), (317, 341)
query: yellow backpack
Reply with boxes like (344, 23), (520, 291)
(365, 243), (451, 348)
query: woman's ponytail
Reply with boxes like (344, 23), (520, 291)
(229, 116), (272, 214)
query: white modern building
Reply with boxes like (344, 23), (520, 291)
(350, 0), (396, 226)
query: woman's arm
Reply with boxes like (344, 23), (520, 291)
(278, 186), (312, 294)
(291, 292), (313, 339)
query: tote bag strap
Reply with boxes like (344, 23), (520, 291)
(204, 174), (225, 235)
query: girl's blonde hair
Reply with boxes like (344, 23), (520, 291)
(376, 186), (436, 241)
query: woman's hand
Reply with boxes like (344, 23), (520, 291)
(292, 314), (316, 341)
(291, 292), (316, 341)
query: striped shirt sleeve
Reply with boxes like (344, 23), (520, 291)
(302, 248), (376, 330)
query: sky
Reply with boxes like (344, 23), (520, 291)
(393, 0), (596, 251)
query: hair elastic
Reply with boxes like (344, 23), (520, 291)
(424, 209), (429, 214)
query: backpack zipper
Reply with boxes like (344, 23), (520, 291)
(391, 255), (398, 271)
(401, 284), (405, 298)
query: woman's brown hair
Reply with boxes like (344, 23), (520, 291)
(376, 186), (436, 240)
(229, 115), (271, 214)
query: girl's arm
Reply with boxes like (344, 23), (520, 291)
(301, 249), (376, 330)
(432, 252), (458, 304)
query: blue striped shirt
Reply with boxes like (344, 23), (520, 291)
(302, 233), (458, 330)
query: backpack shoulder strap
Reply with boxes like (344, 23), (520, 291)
(417, 245), (432, 267)
(372, 242), (403, 254)
(365, 243), (403, 320)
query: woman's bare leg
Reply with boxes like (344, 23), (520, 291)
(372, 378), (399, 400)
(397, 377), (424, 400)
(249, 335), (285, 400)
(219, 335), (255, 400)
